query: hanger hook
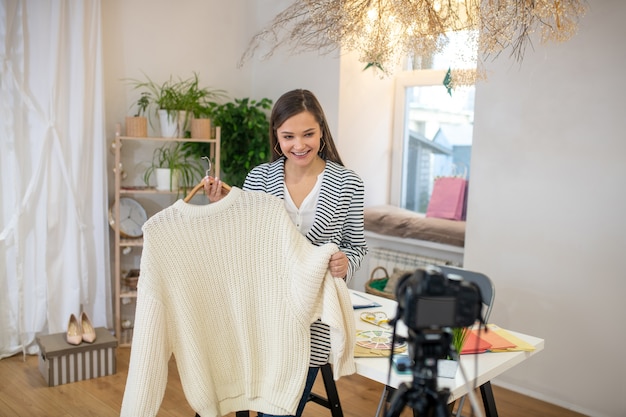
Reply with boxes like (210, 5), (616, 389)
(201, 156), (211, 177)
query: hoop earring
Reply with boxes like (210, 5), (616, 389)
(273, 142), (283, 156)
(319, 137), (326, 154)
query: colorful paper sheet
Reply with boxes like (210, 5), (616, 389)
(460, 324), (536, 354)
(460, 331), (492, 354)
(486, 324), (536, 352)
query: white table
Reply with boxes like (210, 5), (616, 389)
(350, 290), (545, 416)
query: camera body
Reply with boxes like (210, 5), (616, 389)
(395, 266), (482, 331)
(385, 266), (485, 417)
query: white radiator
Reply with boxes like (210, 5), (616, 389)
(367, 247), (457, 276)
(349, 231), (464, 292)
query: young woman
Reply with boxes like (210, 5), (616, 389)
(205, 88), (367, 417)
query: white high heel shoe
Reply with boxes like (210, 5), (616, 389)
(80, 312), (97, 343)
(66, 314), (82, 345)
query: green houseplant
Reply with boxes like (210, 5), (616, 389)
(134, 91), (150, 117)
(143, 142), (205, 192)
(128, 72), (225, 137)
(182, 97), (272, 187)
(452, 327), (470, 356)
(130, 74), (180, 136)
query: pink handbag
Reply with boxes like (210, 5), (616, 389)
(426, 176), (468, 220)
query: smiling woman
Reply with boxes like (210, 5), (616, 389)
(204, 89), (368, 417)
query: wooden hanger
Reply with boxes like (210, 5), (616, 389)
(183, 156), (232, 203)
(183, 178), (231, 203)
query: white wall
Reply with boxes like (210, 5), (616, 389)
(102, 0), (339, 188)
(464, 2), (626, 416)
(101, 0), (255, 193)
(102, 0), (254, 132)
(338, 50), (395, 207)
(101, 1), (624, 416)
(246, 0), (341, 138)
(337, 1), (625, 416)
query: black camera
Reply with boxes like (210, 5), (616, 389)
(395, 266), (483, 331)
(385, 266), (485, 417)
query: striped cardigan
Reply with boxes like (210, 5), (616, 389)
(243, 157), (368, 366)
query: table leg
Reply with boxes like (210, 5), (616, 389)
(479, 381), (499, 417)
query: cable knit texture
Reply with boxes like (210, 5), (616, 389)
(120, 187), (356, 417)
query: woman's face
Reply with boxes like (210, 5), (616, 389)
(276, 111), (322, 167)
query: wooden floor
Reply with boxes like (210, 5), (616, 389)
(0, 347), (587, 417)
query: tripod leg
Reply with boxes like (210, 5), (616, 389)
(453, 396), (466, 416)
(375, 386), (392, 417)
(385, 383), (409, 417)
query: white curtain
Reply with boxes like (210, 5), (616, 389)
(0, 0), (111, 358)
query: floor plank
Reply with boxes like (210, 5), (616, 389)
(0, 347), (587, 417)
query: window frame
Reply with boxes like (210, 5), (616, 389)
(390, 69), (454, 208)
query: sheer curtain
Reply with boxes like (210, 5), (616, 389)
(0, 0), (111, 358)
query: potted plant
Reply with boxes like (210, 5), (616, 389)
(182, 97), (272, 186)
(143, 142), (205, 192)
(188, 79), (227, 139)
(189, 102), (217, 139)
(125, 92), (150, 137)
(128, 72), (225, 138)
(126, 74), (178, 137)
(174, 74), (226, 138)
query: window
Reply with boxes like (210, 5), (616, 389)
(390, 33), (476, 213)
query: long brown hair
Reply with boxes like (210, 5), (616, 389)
(269, 89), (344, 165)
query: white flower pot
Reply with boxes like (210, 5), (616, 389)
(438, 358), (459, 379)
(177, 110), (189, 137)
(158, 109), (179, 138)
(155, 168), (179, 191)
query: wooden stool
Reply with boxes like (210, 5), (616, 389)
(194, 364), (343, 417)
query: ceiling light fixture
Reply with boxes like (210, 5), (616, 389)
(240, 0), (587, 85)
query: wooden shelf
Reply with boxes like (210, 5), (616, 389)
(120, 238), (143, 246)
(112, 123), (221, 345)
(120, 186), (197, 196)
(120, 291), (138, 298)
(119, 135), (217, 143)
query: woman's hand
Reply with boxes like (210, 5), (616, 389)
(203, 176), (228, 203)
(329, 251), (349, 280)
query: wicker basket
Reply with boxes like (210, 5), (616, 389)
(123, 268), (140, 290)
(125, 116), (148, 137)
(190, 118), (211, 139)
(365, 266), (394, 300)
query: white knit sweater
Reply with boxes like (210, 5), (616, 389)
(120, 187), (356, 417)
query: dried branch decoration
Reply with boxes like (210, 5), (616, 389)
(239, 0), (587, 79)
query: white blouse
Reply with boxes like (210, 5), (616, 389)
(283, 172), (324, 235)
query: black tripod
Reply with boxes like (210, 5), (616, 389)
(385, 330), (453, 417)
